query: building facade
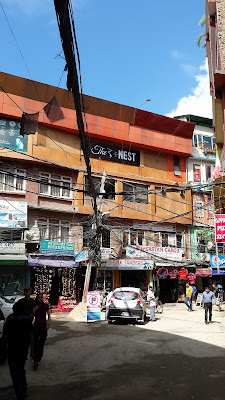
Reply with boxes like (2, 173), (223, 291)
(0, 72), (196, 304)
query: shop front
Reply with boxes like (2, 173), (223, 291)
(99, 259), (154, 290)
(0, 243), (28, 297)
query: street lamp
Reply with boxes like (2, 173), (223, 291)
(137, 99), (151, 109)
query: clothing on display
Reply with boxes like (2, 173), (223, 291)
(157, 267), (168, 279)
(168, 269), (178, 279)
(188, 273), (196, 284)
(178, 267), (188, 281)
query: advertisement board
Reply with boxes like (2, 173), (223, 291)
(58, 297), (78, 312)
(126, 246), (183, 261)
(0, 242), (25, 254)
(106, 259), (154, 270)
(215, 215), (225, 242)
(40, 241), (75, 255)
(87, 291), (101, 322)
(0, 119), (27, 151)
(0, 201), (27, 228)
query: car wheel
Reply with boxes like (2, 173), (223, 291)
(108, 320), (113, 324)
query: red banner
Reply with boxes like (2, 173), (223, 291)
(215, 214), (225, 243)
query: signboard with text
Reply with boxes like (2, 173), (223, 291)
(215, 215), (225, 242)
(0, 201), (27, 228)
(0, 242), (25, 254)
(87, 291), (101, 322)
(106, 258), (154, 270)
(0, 119), (27, 151)
(126, 246), (183, 261)
(40, 241), (75, 255)
(90, 140), (140, 166)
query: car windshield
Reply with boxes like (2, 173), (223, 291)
(0, 296), (14, 304)
(113, 291), (139, 301)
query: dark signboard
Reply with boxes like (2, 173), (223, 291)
(89, 140), (140, 166)
(0, 119), (27, 152)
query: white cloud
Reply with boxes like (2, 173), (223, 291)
(167, 59), (212, 119)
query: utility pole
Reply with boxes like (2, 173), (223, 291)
(82, 172), (107, 302)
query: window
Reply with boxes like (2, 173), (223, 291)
(193, 135), (198, 147)
(101, 228), (110, 248)
(208, 196), (213, 217)
(39, 173), (72, 198)
(173, 156), (181, 177)
(0, 168), (25, 192)
(0, 229), (22, 242)
(85, 176), (115, 199)
(206, 165), (211, 181)
(161, 233), (168, 247)
(38, 219), (70, 242)
(203, 136), (212, 150)
(123, 182), (148, 204)
(193, 164), (201, 182)
(176, 234), (182, 249)
(195, 196), (204, 217)
(122, 230), (145, 247)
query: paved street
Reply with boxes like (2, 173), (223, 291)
(1, 303), (225, 400)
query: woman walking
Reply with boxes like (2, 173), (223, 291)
(33, 293), (51, 370)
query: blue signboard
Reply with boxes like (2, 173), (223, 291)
(210, 255), (225, 275)
(0, 119), (27, 151)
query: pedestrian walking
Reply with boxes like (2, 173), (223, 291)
(33, 293), (51, 370)
(18, 287), (35, 319)
(202, 287), (217, 324)
(184, 283), (193, 311)
(3, 302), (34, 400)
(147, 286), (156, 321)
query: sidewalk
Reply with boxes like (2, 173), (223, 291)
(140, 302), (225, 351)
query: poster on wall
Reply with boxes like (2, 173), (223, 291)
(0, 119), (27, 151)
(215, 215), (225, 242)
(87, 291), (101, 322)
(0, 201), (27, 228)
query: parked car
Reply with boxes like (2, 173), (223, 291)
(0, 296), (14, 337)
(106, 287), (147, 324)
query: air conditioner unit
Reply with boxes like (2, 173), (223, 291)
(24, 227), (40, 242)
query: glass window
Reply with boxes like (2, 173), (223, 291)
(38, 219), (70, 242)
(176, 234), (182, 248)
(0, 168), (26, 192)
(161, 233), (168, 247)
(39, 173), (72, 198)
(85, 176), (115, 199)
(123, 231), (129, 247)
(137, 231), (144, 245)
(193, 135), (198, 147)
(212, 137), (216, 150)
(102, 228), (110, 248)
(173, 156), (181, 177)
(203, 136), (212, 150)
(123, 182), (148, 204)
(195, 196), (204, 217)
(206, 165), (211, 181)
(130, 231), (137, 245)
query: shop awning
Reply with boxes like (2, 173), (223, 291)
(0, 254), (28, 266)
(195, 268), (212, 277)
(28, 254), (78, 268)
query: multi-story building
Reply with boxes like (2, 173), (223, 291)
(0, 72), (195, 304)
(206, 0), (225, 286)
(176, 115), (215, 265)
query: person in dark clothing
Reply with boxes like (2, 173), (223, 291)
(33, 293), (51, 369)
(18, 287), (35, 319)
(3, 302), (34, 400)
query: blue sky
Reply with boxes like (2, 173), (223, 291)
(0, 0), (211, 117)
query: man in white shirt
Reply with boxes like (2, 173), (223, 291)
(147, 286), (156, 322)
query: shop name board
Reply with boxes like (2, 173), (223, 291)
(0, 242), (25, 254)
(0, 118), (27, 152)
(132, 223), (176, 233)
(215, 215), (225, 242)
(0, 201), (27, 228)
(106, 259), (154, 270)
(40, 241), (75, 255)
(28, 255), (78, 268)
(74, 249), (111, 262)
(90, 140), (140, 166)
(126, 246), (183, 261)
